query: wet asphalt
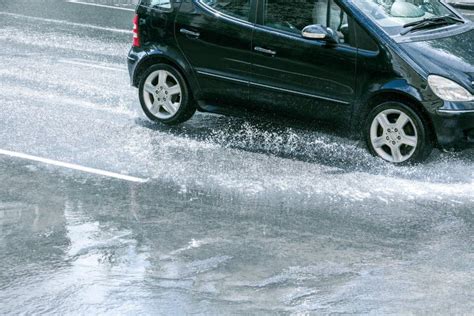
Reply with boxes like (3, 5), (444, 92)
(0, 1), (473, 314)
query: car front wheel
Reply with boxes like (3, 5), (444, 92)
(365, 102), (433, 164)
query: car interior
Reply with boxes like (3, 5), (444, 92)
(264, 0), (351, 44)
(202, 0), (351, 43)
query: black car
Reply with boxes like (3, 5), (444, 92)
(128, 0), (474, 164)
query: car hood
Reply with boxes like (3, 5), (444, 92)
(399, 29), (474, 93)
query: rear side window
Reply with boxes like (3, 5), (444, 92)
(200, 0), (251, 21)
(140, 0), (171, 9)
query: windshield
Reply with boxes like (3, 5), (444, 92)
(350, 0), (460, 35)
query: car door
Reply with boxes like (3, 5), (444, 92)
(175, 0), (256, 107)
(250, 0), (357, 125)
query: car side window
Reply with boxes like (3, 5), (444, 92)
(141, 0), (171, 9)
(354, 22), (379, 52)
(263, 0), (355, 46)
(201, 0), (251, 21)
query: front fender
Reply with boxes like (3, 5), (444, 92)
(351, 77), (438, 137)
(364, 79), (430, 110)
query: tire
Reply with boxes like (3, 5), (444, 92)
(365, 102), (433, 164)
(138, 63), (196, 125)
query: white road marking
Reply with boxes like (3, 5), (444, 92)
(0, 149), (148, 183)
(58, 59), (128, 73)
(0, 12), (131, 34)
(66, 0), (136, 12)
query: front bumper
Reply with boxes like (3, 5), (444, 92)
(431, 101), (474, 149)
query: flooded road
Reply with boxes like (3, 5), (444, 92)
(1, 158), (473, 314)
(1, 0), (473, 314)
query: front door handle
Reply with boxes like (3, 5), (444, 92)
(180, 28), (200, 38)
(254, 46), (276, 56)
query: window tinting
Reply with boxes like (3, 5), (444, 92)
(354, 23), (379, 52)
(201, 0), (251, 21)
(141, 0), (171, 9)
(264, 0), (354, 46)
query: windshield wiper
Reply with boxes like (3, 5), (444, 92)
(401, 15), (464, 35)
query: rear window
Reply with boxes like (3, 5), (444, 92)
(140, 0), (171, 9)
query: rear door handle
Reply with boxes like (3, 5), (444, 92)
(180, 28), (200, 38)
(254, 46), (276, 56)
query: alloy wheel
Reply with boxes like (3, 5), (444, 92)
(142, 70), (182, 119)
(370, 109), (418, 163)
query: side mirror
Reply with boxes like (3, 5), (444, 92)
(302, 24), (338, 44)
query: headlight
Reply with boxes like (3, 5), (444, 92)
(428, 75), (474, 102)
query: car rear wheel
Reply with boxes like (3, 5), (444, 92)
(365, 102), (432, 164)
(139, 64), (195, 125)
